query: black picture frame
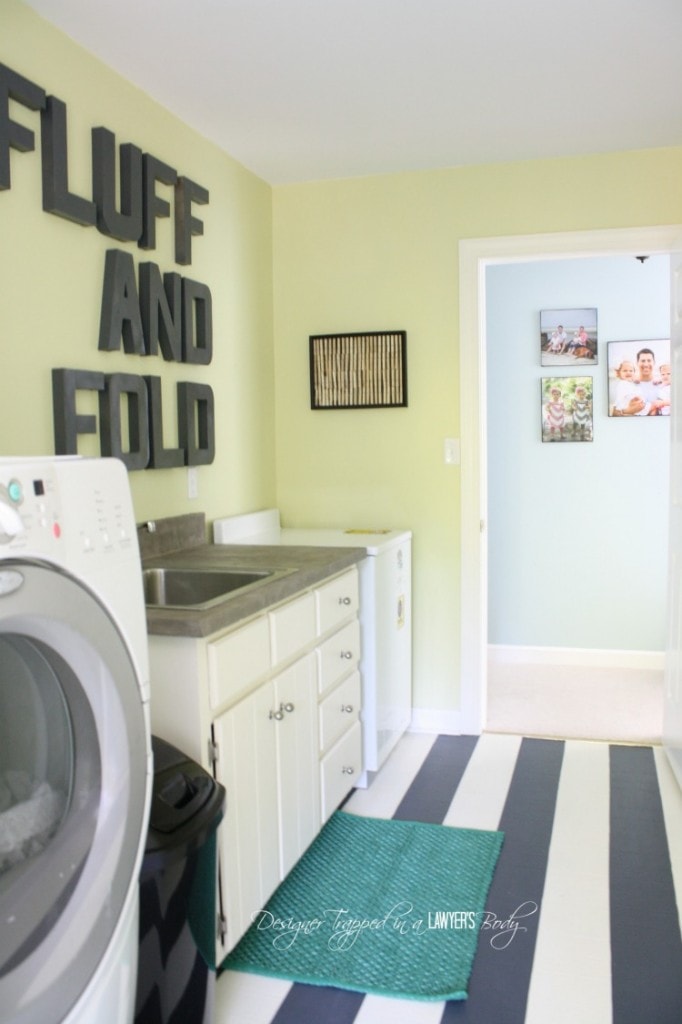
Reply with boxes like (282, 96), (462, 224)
(607, 339), (671, 417)
(540, 308), (598, 366)
(309, 331), (407, 409)
(541, 376), (594, 442)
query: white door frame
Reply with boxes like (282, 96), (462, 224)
(458, 224), (682, 735)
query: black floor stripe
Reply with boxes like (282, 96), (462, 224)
(610, 745), (682, 1024)
(441, 737), (565, 1023)
(268, 983), (365, 1024)
(393, 733), (480, 823)
(268, 733), (480, 1023)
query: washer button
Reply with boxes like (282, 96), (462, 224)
(7, 480), (22, 504)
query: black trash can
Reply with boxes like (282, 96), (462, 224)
(135, 736), (225, 1024)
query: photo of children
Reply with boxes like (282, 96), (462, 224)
(541, 308), (598, 366)
(541, 377), (594, 442)
(607, 340), (671, 418)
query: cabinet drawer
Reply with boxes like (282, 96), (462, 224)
(319, 671), (361, 754)
(208, 616), (270, 709)
(320, 721), (362, 822)
(315, 567), (360, 636)
(269, 591), (316, 667)
(317, 619), (360, 695)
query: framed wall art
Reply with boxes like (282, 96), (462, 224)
(309, 330), (407, 409)
(540, 308), (598, 366)
(607, 339), (671, 417)
(541, 376), (593, 442)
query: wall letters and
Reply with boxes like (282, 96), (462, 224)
(0, 61), (216, 469)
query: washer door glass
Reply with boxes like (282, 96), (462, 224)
(0, 634), (100, 967)
(0, 562), (149, 1023)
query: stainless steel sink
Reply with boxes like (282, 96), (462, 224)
(142, 566), (291, 609)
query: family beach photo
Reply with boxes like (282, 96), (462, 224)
(540, 308), (598, 366)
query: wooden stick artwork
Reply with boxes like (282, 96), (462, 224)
(310, 331), (407, 408)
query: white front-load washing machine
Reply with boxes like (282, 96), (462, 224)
(0, 457), (152, 1024)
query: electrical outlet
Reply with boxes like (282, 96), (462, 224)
(444, 437), (460, 465)
(187, 466), (198, 499)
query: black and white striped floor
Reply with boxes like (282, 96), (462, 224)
(215, 732), (682, 1023)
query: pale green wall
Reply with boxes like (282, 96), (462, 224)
(272, 152), (682, 715)
(2, 0), (276, 524)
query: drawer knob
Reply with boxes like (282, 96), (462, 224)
(341, 704), (354, 713)
(269, 708), (284, 721)
(339, 596), (352, 606)
(340, 650), (353, 660)
(282, 701), (295, 713)
(341, 766), (355, 775)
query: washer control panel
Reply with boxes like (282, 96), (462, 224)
(0, 458), (137, 564)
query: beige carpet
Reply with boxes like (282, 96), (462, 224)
(485, 660), (664, 744)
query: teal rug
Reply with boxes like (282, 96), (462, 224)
(222, 810), (504, 1002)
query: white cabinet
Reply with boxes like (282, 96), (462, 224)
(321, 721), (363, 821)
(314, 574), (362, 821)
(320, 671), (361, 751)
(207, 615), (270, 708)
(147, 564), (362, 959)
(211, 651), (319, 946)
(271, 653), (320, 876)
(210, 680), (279, 947)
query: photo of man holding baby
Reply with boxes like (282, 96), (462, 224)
(608, 340), (671, 417)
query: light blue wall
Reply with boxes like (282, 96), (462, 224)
(486, 255), (670, 652)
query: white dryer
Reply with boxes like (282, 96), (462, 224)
(0, 457), (152, 1024)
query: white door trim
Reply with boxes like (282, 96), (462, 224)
(458, 224), (682, 735)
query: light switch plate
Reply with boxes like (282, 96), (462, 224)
(444, 437), (460, 465)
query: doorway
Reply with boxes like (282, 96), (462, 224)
(458, 225), (682, 735)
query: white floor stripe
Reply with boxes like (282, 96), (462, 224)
(344, 732), (438, 819)
(654, 745), (682, 937)
(443, 732), (522, 830)
(524, 740), (611, 1024)
(215, 970), (291, 1024)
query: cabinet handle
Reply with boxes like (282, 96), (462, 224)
(282, 702), (295, 713)
(342, 766), (355, 775)
(340, 650), (353, 660)
(269, 708), (284, 721)
(338, 596), (352, 606)
(341, 704), (354, 713)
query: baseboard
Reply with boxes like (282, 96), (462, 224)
(409, 708), (473, 736)
(488, 644), (664, 671)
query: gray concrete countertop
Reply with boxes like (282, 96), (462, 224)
(143, 542), (366, 638)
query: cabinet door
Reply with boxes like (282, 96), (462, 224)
(315, 567), (359, 635)
(320, 721), (363, 822)
(212, 683), (280, 953)
(319, 670), (361, 754)
(317, 618), (361, 696)
(273, 652), (321, 878)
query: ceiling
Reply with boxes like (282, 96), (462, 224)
(22, 0), (682, 185)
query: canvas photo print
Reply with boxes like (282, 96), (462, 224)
(540, 308), (598, 366)
(607, 339), (671, 418)
(541, 376), (593, 442)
